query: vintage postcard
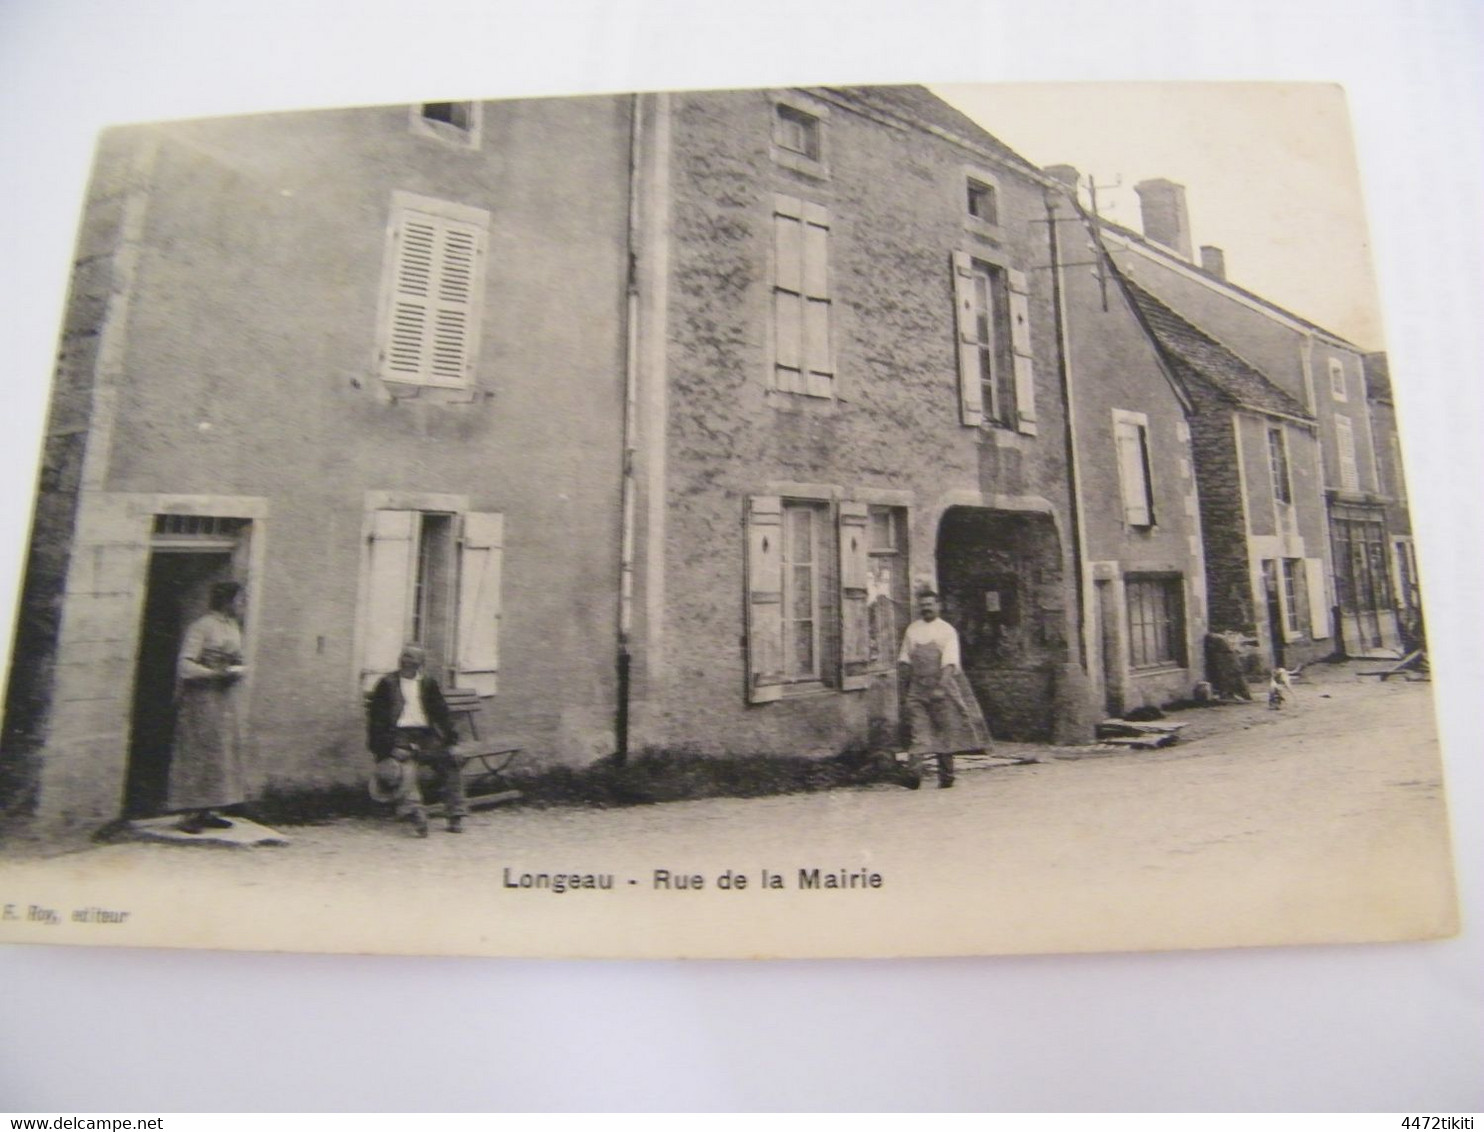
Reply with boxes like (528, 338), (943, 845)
(0, 83), (1458, 959)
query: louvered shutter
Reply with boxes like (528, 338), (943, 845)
(360, 510), (418, 692)
(951, 251), (984, 426)
(456, 512), (504, 696)
(381, 208), (486, 387)
(1007, 268), (1038, 435)
(1335, 415), (1360, 492)
(1305, 557), (1332, 638)
(838, 502), (871, 691)
(746, 496), (785, 703)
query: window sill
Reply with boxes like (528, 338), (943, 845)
(1129, 664), (1186, 678)
(780, 681), (837, 700)
(963, 217), (1005, 245)
(379, 378), (485, 405)
(771, 146), (830, 181)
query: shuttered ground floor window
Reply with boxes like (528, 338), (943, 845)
(359, 508), (503, 695)
(1126, 574), (1186, 669)
(745, 496), (889, 702)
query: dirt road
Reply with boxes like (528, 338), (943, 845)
(0, 663), (1456, 958)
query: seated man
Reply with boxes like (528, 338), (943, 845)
(367, 644), (467, 836)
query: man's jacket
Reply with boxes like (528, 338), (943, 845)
(366, 672), (458, 758)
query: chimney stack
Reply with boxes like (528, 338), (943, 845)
(1199, 245), (1227, 280)
(1134, 178), (1193, 261)
(1045, 164), (1080, 190)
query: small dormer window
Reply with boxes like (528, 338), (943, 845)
(967, 178), (999, 225)
(774, 104), (820, 161)
(423, 102), (472, 131)
(410, 101), (481, 149)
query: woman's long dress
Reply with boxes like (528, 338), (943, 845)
(168, 611), (246, 811)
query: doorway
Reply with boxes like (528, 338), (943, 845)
(1260, 559), (1285, 670)
(936, 507), (1065, 740)
(123, 515), (248, 818)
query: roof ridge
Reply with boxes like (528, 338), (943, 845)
(1125, 281), (1314, 421)
(1102, 217), (1358, 347)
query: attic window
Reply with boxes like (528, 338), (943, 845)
(411, 101), (482, 148)
(423, 102), (472, 131)
(774, 104), (820, 160)
(967, 179), (999, 225)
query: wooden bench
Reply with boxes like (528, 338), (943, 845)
(441, 688), (525, 810)
(366, 686), (525, 812)
(1357, 650), (1428, 681)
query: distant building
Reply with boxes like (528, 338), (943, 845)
(1098, 180), (1406, 663)
(1363, 351), (1422, 639)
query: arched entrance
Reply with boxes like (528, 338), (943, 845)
(936, 506), (1068, 741)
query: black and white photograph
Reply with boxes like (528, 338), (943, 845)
(0, 0), (1480, 1113)
(0, 77), (1459, 960)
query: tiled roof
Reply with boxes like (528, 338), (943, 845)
(1101, 216), (1358, 348)
(1124, 283), (1314, 421)
(827, 85), (1043, 176)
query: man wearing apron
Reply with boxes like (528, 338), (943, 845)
(897, 589), (993, 789)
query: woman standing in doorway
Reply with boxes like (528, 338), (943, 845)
(171, 581), (247, 833)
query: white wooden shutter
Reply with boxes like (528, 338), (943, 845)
(1007, 268), (1038, 435)
(1115, 416), (1153, 526)
(951, 251), (984, 427)
(456, 512), (504, 696)
(360, 510), (418, 691)
(802, 202), (833, 397)
(746, 496), (785, 703)
(838, 502), (871, 691)
(1305, 557), (1332, 638)
(381, 207), (486, 387)
(773, 197), (805, 394)
(1335, 414), (1360, 492)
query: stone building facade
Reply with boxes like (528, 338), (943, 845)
(628, 87), (1091, 752)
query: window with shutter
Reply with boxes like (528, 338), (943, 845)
(1114, 410), (1155, 527)
(864, 506), (907, 673)
(359, 510), (418, 692)
(1280, 557), (1307, 636)
(377, 193), (489, 389)
(952, 253), (1035, 432)
(1006, 269), (1038, 435)
(1328, 356), (1348, 401)
(1268, 426), (1293, 505)
(1304, 557), (1331, 638)
(358, 505), (503, 696)
(456, 512), (504, 696)
(745, 496), (785, 703)
(1335, 414), (1360, 492)
(838, 502), (871, 691)
(773, 196), (833, 397)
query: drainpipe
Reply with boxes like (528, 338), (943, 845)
(1045, 186), (1088, 671)
(616, 93), (645, 765)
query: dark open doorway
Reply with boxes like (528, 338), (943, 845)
(123, 550), (235, 818)
(936, 507), (1066, 741)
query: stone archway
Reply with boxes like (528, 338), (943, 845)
(936, 506), (1069, 741)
